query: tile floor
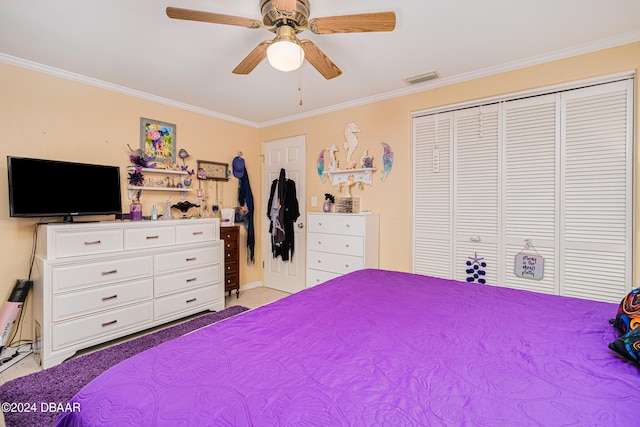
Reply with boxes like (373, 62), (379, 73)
(0, 286), (289, 425)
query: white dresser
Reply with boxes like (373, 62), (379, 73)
(33, 218), (224, 368)
(306, 212), (379, 287)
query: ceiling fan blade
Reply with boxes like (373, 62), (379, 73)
(166, 7), (262, 29)
(300, 40), (342, 80)
(271, 0), (297, 13)
(232, 41), (273, 75)
(309, 12), (396, 34)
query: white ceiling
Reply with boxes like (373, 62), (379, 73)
(1, 1), (639, 127)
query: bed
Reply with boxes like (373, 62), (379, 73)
(55, 269), (639, 426)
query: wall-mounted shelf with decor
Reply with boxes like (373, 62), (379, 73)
(324, 168), (376, 196)
(127, 167), (195, 199)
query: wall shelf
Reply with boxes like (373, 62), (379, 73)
(127, 167), (195, 199)
(324, 168), (376, 196)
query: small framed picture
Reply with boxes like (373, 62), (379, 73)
(140, 117), (176, 163)
(197, 160), (229, 181)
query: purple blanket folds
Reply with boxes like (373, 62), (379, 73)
(56, 269), (639, 426)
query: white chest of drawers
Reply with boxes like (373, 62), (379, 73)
(33, 218), (223, 368)
(306, 212), (379, 288)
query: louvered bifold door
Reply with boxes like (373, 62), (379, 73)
(413, 113), (454, 278)
(502, 95), (560, 294)
(453, 105), (499, 284)
(560, 80), (633, 302)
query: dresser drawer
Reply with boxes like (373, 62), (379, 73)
(306, 268), (341, 288)
(307, 232), (364, 256)
(176, 222), (218, 244)
(307, 214), (365, 236)
(53, 278), (153, 322)
(51, 256), (153, 293)
(224, 241), (238, 262)
(221, 227), (239, 241)
(124, 226), (174, 250)
(154, 245), (220, 274)
(307, 250), (364, 274)
(52, 301), (153, 350)
(155, 283), (222, 320)
(224, 260), (238, 275)
(53, 228), (123, 259)
(155, 265), (221, 297)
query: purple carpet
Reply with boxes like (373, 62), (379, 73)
(0, 306), (248, 427)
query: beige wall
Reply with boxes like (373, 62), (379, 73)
(1, 41), (639, 341)
(261, 41), (640, 276)
(0, 63), (262, 338)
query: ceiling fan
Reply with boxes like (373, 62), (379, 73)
(166, 0), (396, 80)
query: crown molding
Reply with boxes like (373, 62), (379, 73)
(2, 29), (639, 129)
(0, 53), (260, 128)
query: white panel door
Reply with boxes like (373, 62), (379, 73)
(560, 80), (633, 302)
(263, 135), (306, 294)
(453, 105), (499, 285)
(413, 113), (453, 278)
(502, 94), (560, 294)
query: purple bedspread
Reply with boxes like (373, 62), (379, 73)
(56, 269), (639, 426)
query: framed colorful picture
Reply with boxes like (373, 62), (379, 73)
(140, 117), (176, 163)
(197, 160), (229, 181)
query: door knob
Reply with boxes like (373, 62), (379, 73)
(297, 223), (305, 229)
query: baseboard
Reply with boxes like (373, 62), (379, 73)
(0, 345), (33, 373)
(240, 281), (262, 292)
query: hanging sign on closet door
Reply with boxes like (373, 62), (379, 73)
(514, 240), (544, 280)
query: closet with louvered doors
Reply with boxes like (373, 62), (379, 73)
(413, 78), (633, 302)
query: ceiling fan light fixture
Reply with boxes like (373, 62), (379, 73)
(266, 25), (305, 72)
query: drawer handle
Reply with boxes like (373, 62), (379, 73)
(101, 320), (117, 327)
(186, 257), (197, 262)
(186, 298), (197, 303)
(318, 222), (322, 226)
(225, 234), (232, 238)
(186, 277), (197, 283)
(192, 231), (204, 235)
(345, 264), (349, 268)
(227, 253), (231, 258)
(84, 240), (101, 246)
(345, 244), (349, 248)
(317, 260), (321, 263)
(146, 235), (159, 240)
(101, 294), (118, 301)
(346, 224), (350, 228)
(101, 269), (118, 276)
(318, 241), (322, 245)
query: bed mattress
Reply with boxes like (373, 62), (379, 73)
(55, 269), (639, 426)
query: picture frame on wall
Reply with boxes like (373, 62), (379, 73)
(197, 160), (229, 181)
(140, 117), (176, 163)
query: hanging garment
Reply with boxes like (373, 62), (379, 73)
(236, 163), (255, 264)
(267, 168), (300, 261)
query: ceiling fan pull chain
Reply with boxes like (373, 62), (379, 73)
(298, 56), (303, 106)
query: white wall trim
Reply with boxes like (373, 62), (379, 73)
(239, 280), (262, 292)
(0, 53), (259, 128)
(411, 71), (636, 118)
(2, 30), (639, 128)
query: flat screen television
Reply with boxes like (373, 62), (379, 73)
(7, 156), (122, 222)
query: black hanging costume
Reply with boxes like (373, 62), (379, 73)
(267, 168), (300, 261)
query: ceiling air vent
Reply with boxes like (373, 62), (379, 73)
(403, 71), (440, 85)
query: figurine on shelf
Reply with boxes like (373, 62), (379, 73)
(172, 200), (201, 219)
(360, 150), (373, 168)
